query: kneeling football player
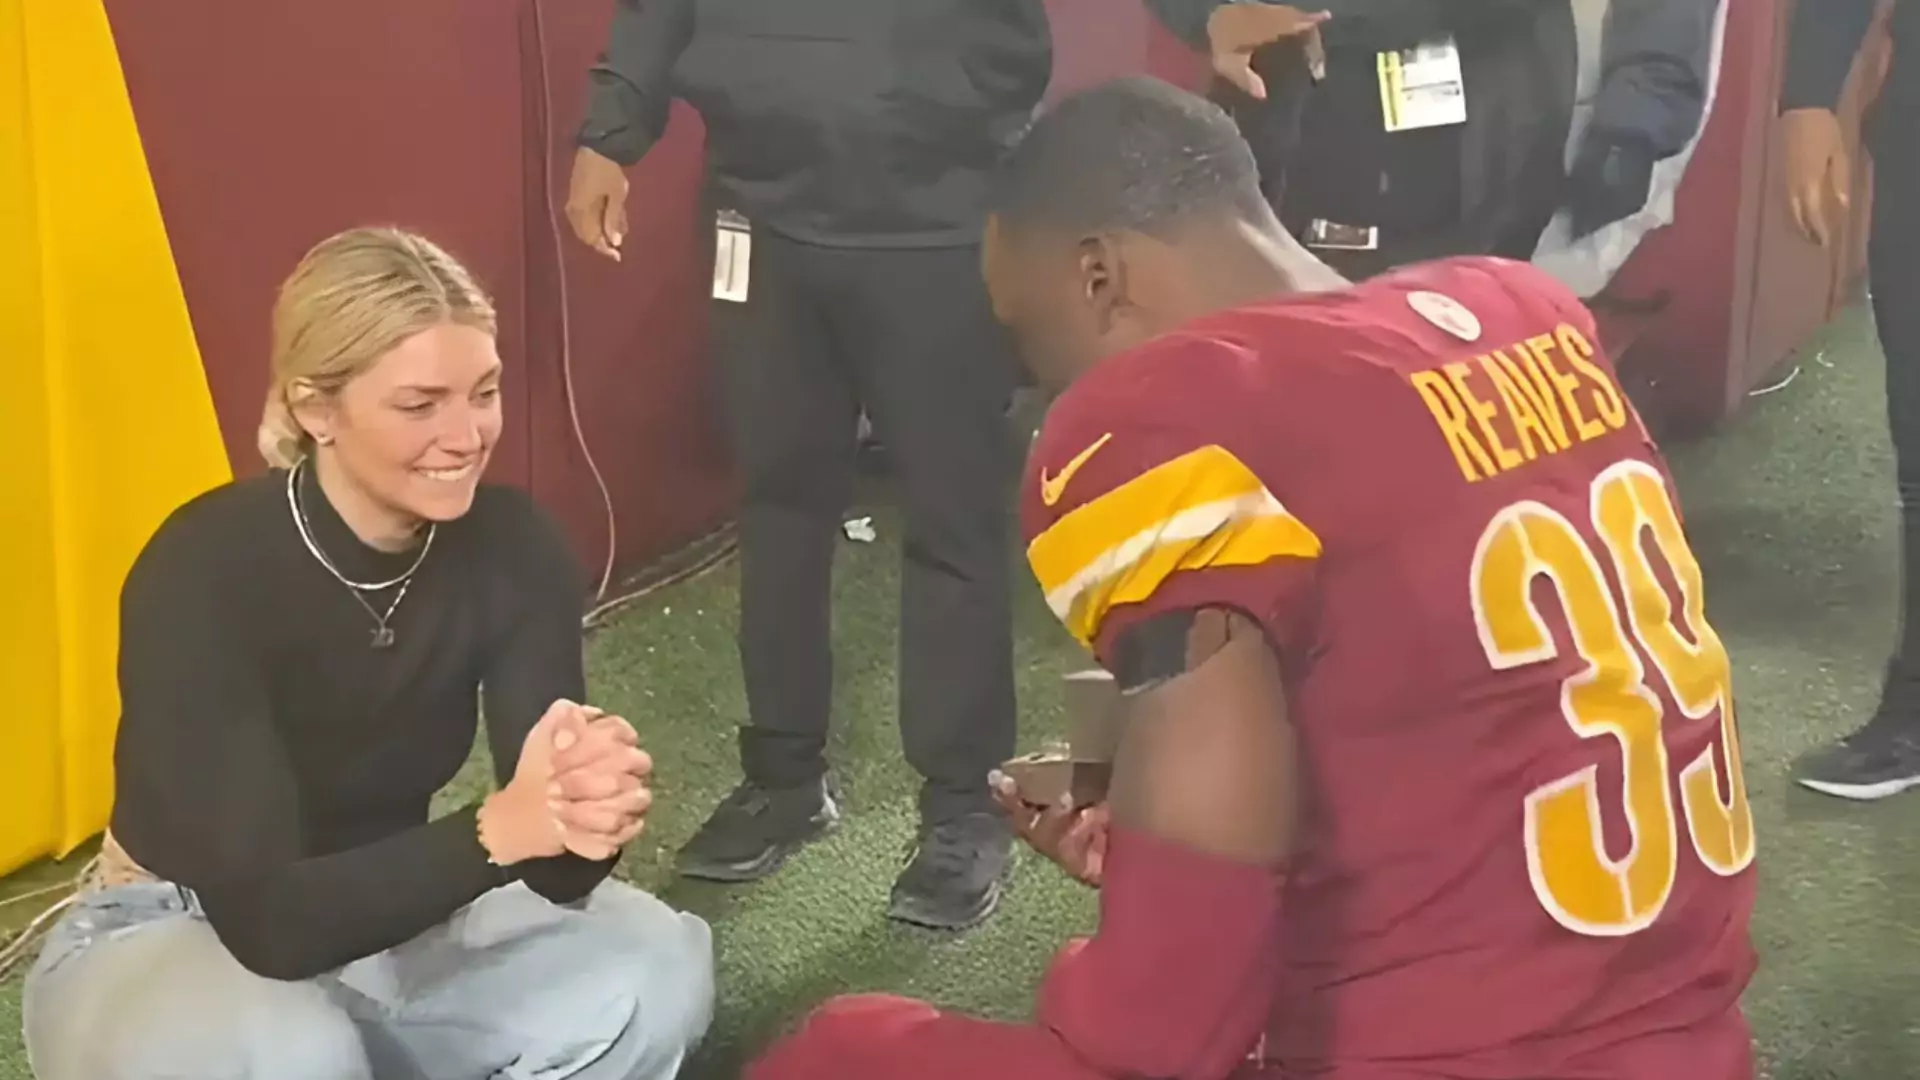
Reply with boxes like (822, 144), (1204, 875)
(749, 75), (1758, 1080)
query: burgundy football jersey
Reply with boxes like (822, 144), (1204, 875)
(1020, 256), (1757, 1079)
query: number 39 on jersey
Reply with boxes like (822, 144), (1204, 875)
(1471, 460), (1755, 938)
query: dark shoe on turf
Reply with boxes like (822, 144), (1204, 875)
(1797, 664), (1920, 800)
(887, 812), (1012, 931)
(676, 777), (839, 882)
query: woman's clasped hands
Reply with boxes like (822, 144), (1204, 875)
(479, 699), (654, 865)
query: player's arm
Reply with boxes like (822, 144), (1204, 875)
(1037, 606), (1296, 1079)
(1018, 378), (1314, 1077)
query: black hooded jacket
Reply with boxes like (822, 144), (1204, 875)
(578, 0), (1053, 247)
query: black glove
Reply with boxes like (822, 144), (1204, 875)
(1564, 135), (1657, 240)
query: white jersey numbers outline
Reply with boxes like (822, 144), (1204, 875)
(1469, 460), (1755, 937)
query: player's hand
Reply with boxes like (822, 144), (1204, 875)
(1779, 107), (1851, 248)
(991, 770), (1111, 887)
(548, 710), (653, 861)
(566, 147), (630, 261)
(1206, 4), (1331, 100)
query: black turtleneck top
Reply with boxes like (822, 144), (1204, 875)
(109, 466), (613, 981)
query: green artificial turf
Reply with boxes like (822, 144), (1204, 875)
(5, 303), (1920, 1079)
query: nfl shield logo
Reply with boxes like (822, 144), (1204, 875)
(1407, 291), (1483, 343)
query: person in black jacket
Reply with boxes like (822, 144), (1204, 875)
(1152, 0), (1576, 278)
(1150, 0), (1717, 278)
(1781, 0), (1920, 801)
(562, 0), (1048, 931)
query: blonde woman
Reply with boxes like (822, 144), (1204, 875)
(21, 227), (714, 1080)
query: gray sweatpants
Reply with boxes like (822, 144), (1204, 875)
(23, 879), (714, 1080)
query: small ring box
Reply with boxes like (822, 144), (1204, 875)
(1000, 670), (1121, 809)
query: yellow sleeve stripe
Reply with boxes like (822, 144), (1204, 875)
(1026, 445), (1322, 645)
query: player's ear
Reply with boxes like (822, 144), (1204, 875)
(1076, 232), (1128, 334)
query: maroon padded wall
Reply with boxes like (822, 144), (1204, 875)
(106, 0), (1870, 583)
(106, 0), (537, 482)
(1736, 0), (1888, 409)
(1592, 0), (1880, 432)
(105, 0), (735, 584)
(518, 0), (732, 586)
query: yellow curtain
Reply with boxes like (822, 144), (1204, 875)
(0, 0), (232, 876)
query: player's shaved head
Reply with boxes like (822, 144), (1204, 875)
(981, 76), (1341, 392)
(987, 75), (1272, 238)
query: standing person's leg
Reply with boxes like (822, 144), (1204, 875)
(677, 228), (858, 881)
(836, 242), (1020, 928)
(1797, 116), (1920, 799)
(24, 884), (372, 1079)
(336, 881), (714, 1080)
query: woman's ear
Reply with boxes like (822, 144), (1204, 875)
(287, 378), (335, 447)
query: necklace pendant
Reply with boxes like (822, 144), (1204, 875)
(370, 626), (396, 649)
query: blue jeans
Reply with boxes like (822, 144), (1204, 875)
(23, 880), (714, 1079)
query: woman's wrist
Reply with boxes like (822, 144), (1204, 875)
(477, 786), (551, 866)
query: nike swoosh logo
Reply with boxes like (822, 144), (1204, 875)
(1040, 433), (1113, 507)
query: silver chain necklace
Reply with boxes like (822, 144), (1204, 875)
(286, 461), (436, 648)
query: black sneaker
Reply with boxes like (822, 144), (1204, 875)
(1797, 665), (1920, 800)
(887, 812), (1012, 931)
(675, 778), (839, 882)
